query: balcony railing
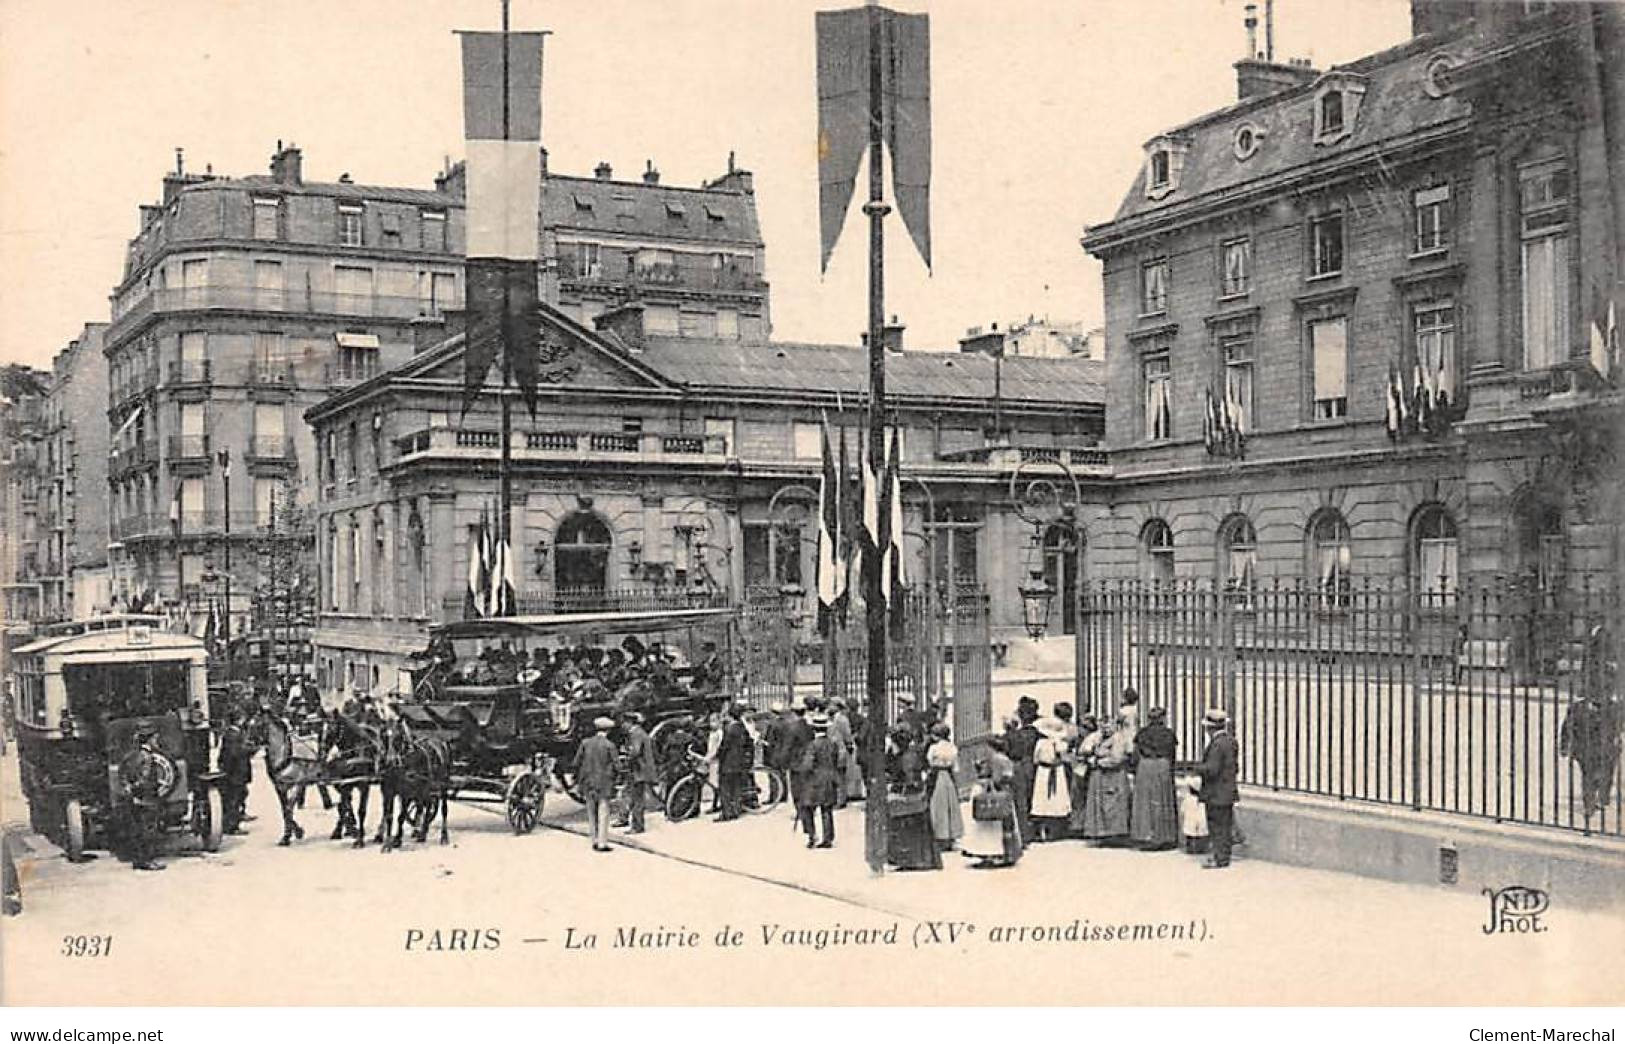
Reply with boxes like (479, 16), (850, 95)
(166, 434), (211, 460)
(110, 440), (158, 472)
(556, 254), (767, 294)
(249, 362), (296, 388)
(167, 359), (212, 386)
(394, 425), (728, 464)
(110, 286), (454, 338)
(248, 435), (295, 460)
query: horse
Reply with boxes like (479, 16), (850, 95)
(321, 716), (383, 848)
(376, 719), (452, 852)
(261, 714), (328, 846)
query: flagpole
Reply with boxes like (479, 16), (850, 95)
(861, 0), (891, 875)
(497, 0), (514, 618)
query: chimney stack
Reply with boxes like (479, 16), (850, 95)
(1233, 56), (1318, 101)
(594, 161), (614, 181)
(270, 141), (303, 186)
(434, 159), (467, 199)
(1245, 4), (1259, 59)
(643, 160), (660, 185)
(880, 315), (906, 353)
(702, 152), (754, 195)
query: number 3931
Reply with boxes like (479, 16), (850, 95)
(61, 935), (113, 957)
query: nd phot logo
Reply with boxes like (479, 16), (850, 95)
(1481, 885), (1550, 935)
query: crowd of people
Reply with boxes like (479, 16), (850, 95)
(976, 689), (1240, 870)
(420, 634), (727, 708)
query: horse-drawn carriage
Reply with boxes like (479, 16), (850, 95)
(405, 606), (738, 831)
(11, 616), (223, 862)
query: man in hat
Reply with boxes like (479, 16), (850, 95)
(1197, 708), (1239, 869)
(760, 701), (787, 773)
(119, 723), (168, 871)
(217, 707), (253, 835)
(1007, 696), (1042, 843)
(715, 703), (754, 821)
(799, 713), (846, 848)
(692, 641), (723, 694)
(782, 699), (815, 817)
(574, 717), (619, 852)
(620, 711), (657, 834)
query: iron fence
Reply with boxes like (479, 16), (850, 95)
(1077, 576), (1623, 837)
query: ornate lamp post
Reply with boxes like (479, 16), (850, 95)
(1008, 457), (1085, 707)
(779, 580), (806, 707)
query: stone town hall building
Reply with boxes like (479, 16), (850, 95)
(1079, 1), (1623, 625)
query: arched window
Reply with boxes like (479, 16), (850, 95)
(1516, 497), (1565, 599)
(1218, 515), (1257, 604)
(1309, 509), (1352, 609)
(1042, 523), (1079, 635)
(555, 512), (612, 599)
(1412, 505), (1458, 604)
(1141, 518), (1175, 585)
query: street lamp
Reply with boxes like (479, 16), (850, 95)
(1008, 457), (1086, 704)
(1018, 568), (1057, 641)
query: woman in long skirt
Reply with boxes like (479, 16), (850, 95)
(1081, 718), (1133, 843)
(1029, 718), (1073, 841)
(962, 737), (1023, 867)
(924, 723), (963, 851)
(1129, 706), (1180, 849)
(1067, 714), (1099, 836)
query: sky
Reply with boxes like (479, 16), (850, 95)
(0, 0), (1412, 369)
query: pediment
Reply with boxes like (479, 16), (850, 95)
(396, 304), (674, 391)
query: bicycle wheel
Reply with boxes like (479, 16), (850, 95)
(664, 774), (705, 822)
(747, 766), (782, 814)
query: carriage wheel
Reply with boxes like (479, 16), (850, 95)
(664, 775), (704, 822)
(63, 800), (85, 863)
(505, 772), (546, 835)
(200, 789), (224, 852)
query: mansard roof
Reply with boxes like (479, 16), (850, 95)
(542, 174), (763, 248)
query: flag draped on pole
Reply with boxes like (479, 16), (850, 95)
(459, 28), (547, 415)
(885, 425), (906, 631)
(1592, 283), (1618, 379)
(817, 415), (840, 636)
(836, 423), (854, 625)
(466, 503), (491, 619)
(1385, 362), (1406, 440)
(816, 6), (932, 272)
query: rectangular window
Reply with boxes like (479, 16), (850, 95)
(644, 304), (680, 335)
(253, 260), (283, 310)
(380, 211), (401, 247)
(1320, 92), (1344, 136)
(716, 308), (740, 340)
(1310, 213), (1344, 277)
(1143, 349), (1173, 441)
(1221, 238), (1251, 297)
(179, 258), (209, 304)
(423, 271), (457, 317)
(575, 241), (601, 278)
(1140, 258), (1168, 315)
(252, 198), (280, 241)
(1414, 303), (1457, 404)
(792, 421), (821, 460)
(338, 205), (363, 247)
(254, 403), (284, 440)
(1222, 335), (1254, 433)
(1413, 185), (1451, 254)
(704, 417), (735, 455)
(1310, 317), (1349, 420)
(179, 330), (207, 364)
(1520, 158), (1570, 371)
(334, 265), (373, 315)
(421, 210), (447, 252)
(254, 478), (277, 527)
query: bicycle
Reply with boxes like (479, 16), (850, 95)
(664, 753), (783, 821)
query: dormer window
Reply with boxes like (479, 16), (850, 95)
(1142, 134), (1191, 202)
(1312, 72), (1367, 146)
(1320, 92), (1344, 136)
(1150, 151), (1170, 190)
